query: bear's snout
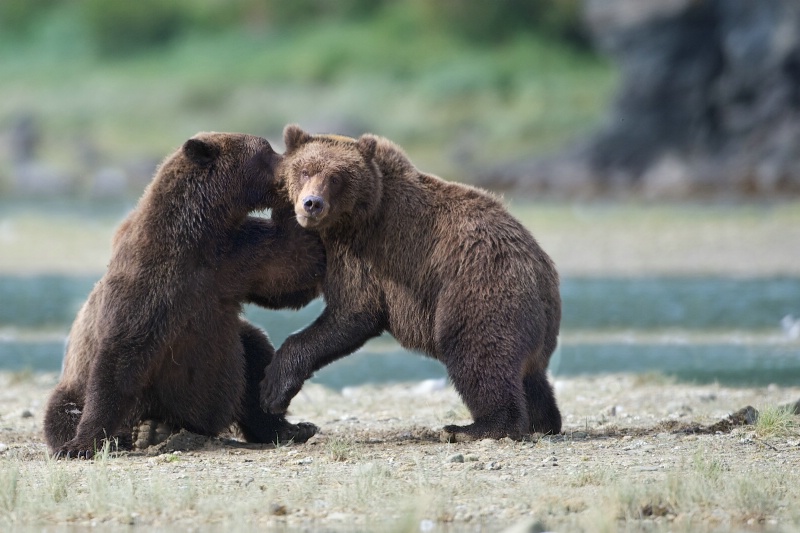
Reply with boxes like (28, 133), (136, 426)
(302, 195), (325, 217)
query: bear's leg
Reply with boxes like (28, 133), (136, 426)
(523, 323), (562, 435)
(43, 384), (83, 453)
(261, 307), (383, 414)
(435, 303), (532, 441)
(57, 399), (137, 458)
(46, 383), (134, 457)
(56, 355), (142, 458)
(238, 321), (317, 444)
(439, 352), (530, 441)
(441, 380), (529, 441)
(523, 369), (562, 435)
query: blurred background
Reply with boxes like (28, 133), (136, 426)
(1, 0), (799, 388)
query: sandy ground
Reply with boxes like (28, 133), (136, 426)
(1, 371), (799, 532)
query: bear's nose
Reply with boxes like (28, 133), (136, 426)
(302, 195), (325, 217)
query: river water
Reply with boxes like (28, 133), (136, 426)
(1, 274), (798, 387)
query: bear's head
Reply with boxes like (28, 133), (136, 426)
(279, 124), (379, 231)
(153, 132), (282, 226)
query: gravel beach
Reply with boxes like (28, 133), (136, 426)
(1, 371), (799, 532)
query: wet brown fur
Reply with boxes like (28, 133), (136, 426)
(260, 125), (561, 441)
(43, 132), (325, 458)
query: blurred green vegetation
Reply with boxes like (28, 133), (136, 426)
(0, 0), (614, 188)
(0, 0), (587, 53)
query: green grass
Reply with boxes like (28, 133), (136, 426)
(0, 3), (615, 185)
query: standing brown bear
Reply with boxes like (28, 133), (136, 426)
(44, 132), (325, 458)
(260, 125), (562, 441)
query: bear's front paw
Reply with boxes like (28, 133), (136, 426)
(54, 438), (100, 460)
(274, 421), (319, 444)
(259, 364), (302, 415)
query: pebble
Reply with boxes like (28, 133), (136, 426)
(445, 453), (464, 463)
(485, 461), (501, 470)
(269, 503), (288, 516)
(0, 443), (8, 453)
(411, 379), (447, 394)
(500, 518), (549, 533)
(419, 519), (435, 532)
(21, 410), (33, 418)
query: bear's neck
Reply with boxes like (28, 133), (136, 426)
(352, 189), (384, 228)
(138, 179), (238, 259)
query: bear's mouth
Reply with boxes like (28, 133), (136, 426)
(295, 213), (321, 229)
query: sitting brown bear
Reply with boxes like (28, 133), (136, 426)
(260, 125), (562, 441)
(43, 132), (325, 458)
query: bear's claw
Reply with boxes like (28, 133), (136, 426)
(55, 439), (98, 459)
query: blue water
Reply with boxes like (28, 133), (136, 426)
(1, 274), (799, 387)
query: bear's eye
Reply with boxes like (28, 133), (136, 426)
(330, 175), (340, 186)
(300, 169), (310, 180)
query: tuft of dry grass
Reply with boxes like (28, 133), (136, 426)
(326, 436), (361, 463)
(613, 449), (791, 531)
(0, 463), (19, 515)
(755, 404), (798, 439)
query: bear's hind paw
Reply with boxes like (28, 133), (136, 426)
(440, 423), (526, 442)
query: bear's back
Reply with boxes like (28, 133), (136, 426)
(369, 138), (553, 281)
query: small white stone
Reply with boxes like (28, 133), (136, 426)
(419, 519), (435, 532)
(412, 378), (447, 394)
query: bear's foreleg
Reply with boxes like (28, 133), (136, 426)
(232, 217), (325, 310)
(260, 306), (384, 414)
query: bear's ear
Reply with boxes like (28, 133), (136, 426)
(356, 135), (377, 163)
(283, 124), (312, 153)
(183, 138), (218, 166)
